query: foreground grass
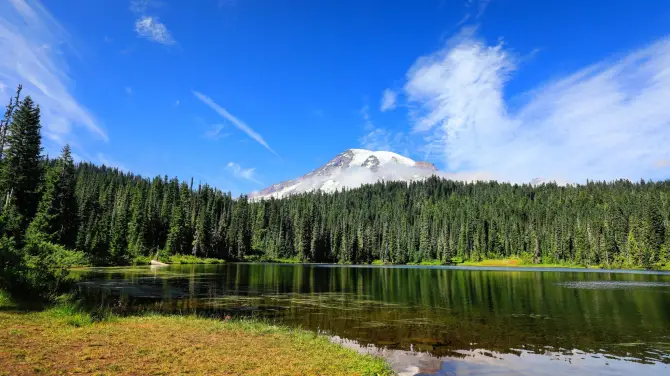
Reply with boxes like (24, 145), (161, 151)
(0, 298), (391, 375)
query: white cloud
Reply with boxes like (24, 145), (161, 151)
(203, 123), (229, 140)
(175, 99), (180, 106)
(193, 90), (277, 155)
(380, 89), (397, 112)
(125, 86), (133, 94)
(134, 16), (175, 45)
(226, 162), (262, 185)
(0, 0), (108, 147)
(0, 81), (6, 93)
(403, 28), (670, 183)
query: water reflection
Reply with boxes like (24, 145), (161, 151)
(71, 263), (670, 374)
(333, 337), (669, 376)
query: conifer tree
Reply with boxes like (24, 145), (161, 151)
(1, 96), (43, 232)
(26, 145), (78, 247)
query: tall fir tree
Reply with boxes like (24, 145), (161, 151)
(1, 96), (43, 236)
(26, 145), (78, 248)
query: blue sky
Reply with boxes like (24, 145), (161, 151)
(1, 0), (669, 194)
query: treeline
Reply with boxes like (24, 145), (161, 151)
(1, 86), (670, 288)
(71, 165), (670, 269)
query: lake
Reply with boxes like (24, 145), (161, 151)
(71, 263), (670, 375)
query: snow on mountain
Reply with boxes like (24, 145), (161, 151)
(250, 149), (438, 200)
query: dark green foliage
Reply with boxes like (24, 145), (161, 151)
(62, 166), (670, 269)
(0, 88), (82, 302)
(1, 95), (43, 235)
(26, 145), (78, 247)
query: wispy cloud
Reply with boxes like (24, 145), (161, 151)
(475, 0), (492, 19)
(380, 89), (397, 112)
(125, 86), (133, 94)
(464, 0), (492, 20)
(358, 99), (408, 153)
(203, 124), (230, 140)
(360, 104), (373, 130)
(175, 99), (180, 106)
(359, 128), (408, 153)
(193, 90), (277, 155)
(0, 0), (108, 148)
(226, 162), (262, 185)
(129, 0), (149, 14)
(130, 1), (174, 45)
(134, 16), (175, 45)
(403, 28), (670, 182)
(97, 153), (127, 172)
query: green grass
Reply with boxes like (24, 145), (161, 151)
(406, 260), (446, 266)
(371, 260), (390, 265)
(0, 290), (14, 310)
(165, 255), (226, 264)
(457, 258), (670, 270)
(459, 258), (591, 268)
(0, 293), (391, 376)
(132, 254), (226, 265)
(244, 255), (305, 264)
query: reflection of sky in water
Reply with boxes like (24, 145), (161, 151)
(333, 337), (670, 376)
(557, 281), (670, 289)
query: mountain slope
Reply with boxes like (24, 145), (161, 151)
(250, 149), (438, 200)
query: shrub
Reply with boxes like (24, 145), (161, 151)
(0, 239), (80, 303)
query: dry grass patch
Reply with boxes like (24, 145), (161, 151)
(0, 305), (391, 376)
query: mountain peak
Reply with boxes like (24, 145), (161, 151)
(250, 149), (439, 200)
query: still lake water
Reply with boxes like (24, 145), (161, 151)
(72, 263), (670, 375)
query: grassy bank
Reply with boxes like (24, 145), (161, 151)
(0, 292), (391, 376)
(458, 258), (670, 270)
(132, 254), (226, 265)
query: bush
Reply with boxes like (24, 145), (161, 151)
(21, 240), (76, 300)
(0, 236), (21, 289)
(167, 254), (225, 264)
(132, 255), (152, 265)
(0, 239), (80, 303)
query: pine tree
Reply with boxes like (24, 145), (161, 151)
(1, 96), (43, 232)
(56, 145), (78, 248)
(26, 146), (78, 246)
(165, 205), (186, 255)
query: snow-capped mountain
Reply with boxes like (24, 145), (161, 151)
(250, 149), (438, 200)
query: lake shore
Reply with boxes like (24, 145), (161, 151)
(0, 292), (391, 376)
(97, 254), (670, 271)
